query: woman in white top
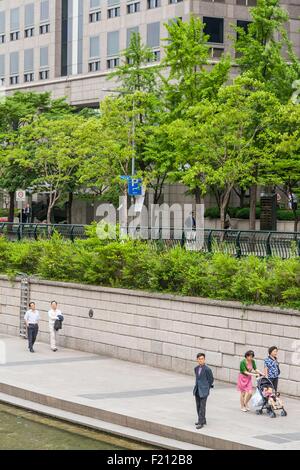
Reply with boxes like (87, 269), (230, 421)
(48, 301), (62, 352)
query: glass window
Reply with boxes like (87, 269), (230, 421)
(10, 51), (19, 75)
(107, 31), (119, 56)
(127, 26), (139, 47)
(25, 4), (35, 28)
(10, 8), (20, 32)
(89, 11), (101, 22)
(107, 0), (120, 5)
(24, 48), (34, 72)
(0, 11), (5, 34)
(148, 0), (161, 8)
(108, 7), (120, 18)
(127, 2), (140, 14)
(0, 54), (5, 78)
(40, 46), (49, 67)
(236, 20), (251, 36)
(40, 0), (49, 22)
(90, 36), (100, 58)
(147, 22), (160, 48)
(203, 17), (224, 44)
(90, 0), (101, 8)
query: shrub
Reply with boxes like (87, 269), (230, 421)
(1, 233), (300, 310)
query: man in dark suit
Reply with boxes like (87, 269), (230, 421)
(193, 352), (214, 429)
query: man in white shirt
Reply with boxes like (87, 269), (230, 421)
(48, 301), (62, 352)
(24, 302), (40, 353)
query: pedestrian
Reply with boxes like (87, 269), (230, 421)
(193, 353), (214, 430)
(237, 350), (263, 412)
(24, 302), (40, 353)
(264, 346), (280, 391)
(48, 301), (63, 352)
(22, 203), (31, 223)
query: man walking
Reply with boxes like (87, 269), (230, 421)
(193, 353), (214, 429)
(24, 302), (40, 353)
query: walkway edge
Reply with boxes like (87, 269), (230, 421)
(0, 382), (258, 450)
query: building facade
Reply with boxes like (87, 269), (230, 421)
(0, 0), (299, 107)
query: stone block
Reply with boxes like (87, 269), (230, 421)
(279, 379), (298, 397)
(151, 341), (163, 355)
(218, 341), (235, 355)
(229, 319), (242, 330)
(289, 365), (300, 382)
(222, 354), (240, 370)
(206, 351), (222, 367)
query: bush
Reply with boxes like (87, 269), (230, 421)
(1, 233), (300, 310)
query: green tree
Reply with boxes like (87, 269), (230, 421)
(234, 0), (300, 228)
(148, 78), (279, 228)
(265, 102), (300, 231)
(163, 16), (231, 118)
(0, 92), (72, 222)
(11, 114), (85, 224)
(109, 32), (159, 93)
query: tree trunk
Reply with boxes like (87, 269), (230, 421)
(9, 191), (15, 223)
(249, 184), (257, 230)
(240, 188), (246, 208)
(220, 205), (226, 230)
(293, 211), (298, 233)
(47, 204), (52, 225)
(67, 192), (73, 225)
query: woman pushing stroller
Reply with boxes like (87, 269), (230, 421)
(237, 350), (265, 412)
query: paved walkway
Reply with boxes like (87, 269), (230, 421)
(1, 334), (300, 450)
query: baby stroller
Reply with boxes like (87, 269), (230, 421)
(254, 377), (287, 418)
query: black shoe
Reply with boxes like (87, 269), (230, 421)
(30, 348), (34, 353)
(196, 424), (203, 430)
(195, 422), (199, 426)
(52, 348), (57, 352)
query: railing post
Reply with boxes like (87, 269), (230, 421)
(236, 231), (241, 258)
(181, 230), (185, 248)
(34, 224), (38, 241)
(266, 232), (272, 257)
(207, 230), (213, 253)
(70, 225), (75, 242)
(17, 224), (21, 241)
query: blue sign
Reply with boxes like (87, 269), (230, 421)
(128, 178), (142, 196)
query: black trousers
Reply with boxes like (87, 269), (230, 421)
(195, 394), (208, 425)
(27, 324), (38, 350)
(269, 377), (279, 391)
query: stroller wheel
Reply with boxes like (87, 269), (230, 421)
(281, 409), (287, 417)
(270, 411), (276, 418)
(256, 409), (263, 415)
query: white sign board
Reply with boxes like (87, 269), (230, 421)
(16, 190), (26, 202)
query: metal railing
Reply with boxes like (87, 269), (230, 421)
(1, 223), (300, 258)
(0, 222), (87, 242)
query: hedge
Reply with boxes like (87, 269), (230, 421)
(205, 206), (299, 220)
(1, 232), (300, 310)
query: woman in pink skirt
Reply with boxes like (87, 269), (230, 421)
(237, 350), (263, 412)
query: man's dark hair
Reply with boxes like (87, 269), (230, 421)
(197, 353), (205, 359)
(51, 300), (57, 305)
(268, 346), (278, 355)
(245, 350), (255, 358)
(29, 302), (35, 308)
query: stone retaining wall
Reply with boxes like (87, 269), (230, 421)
(1, 275), (300, 397)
